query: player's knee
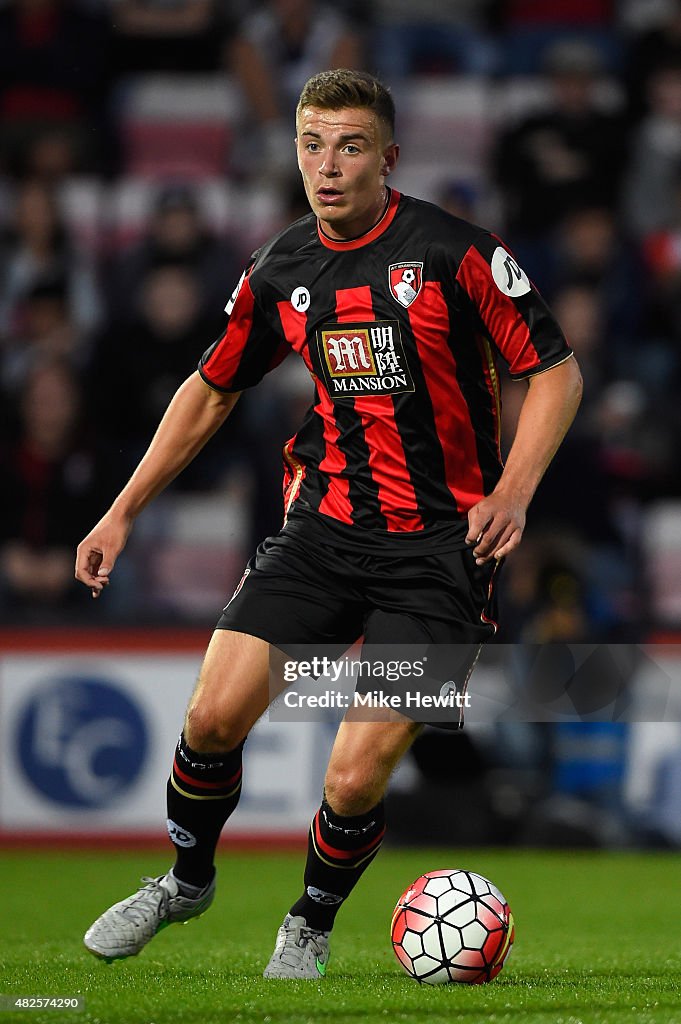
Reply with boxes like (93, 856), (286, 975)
(324, 765), (383, 816)
(184, 701), (245, 753)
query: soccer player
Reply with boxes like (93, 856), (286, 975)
(76, 69), (582, 978)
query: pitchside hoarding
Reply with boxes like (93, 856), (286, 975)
(0, 638), (335, 838)
(1, 634), (680, 839)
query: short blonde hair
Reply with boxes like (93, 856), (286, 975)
(296, 69), (395, 141)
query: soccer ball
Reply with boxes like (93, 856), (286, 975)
(390, 868), (515, 985)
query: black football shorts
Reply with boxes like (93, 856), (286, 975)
(216, 508), (499, 729)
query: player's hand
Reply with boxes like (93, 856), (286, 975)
(465, 490), (527, 565)
(74, 510), (133, 598)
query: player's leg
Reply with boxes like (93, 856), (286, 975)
(300, 713), (422, 918)
(84, 515), (364, 963)
(167, 519), (364, 894)
(166, 628), (274, 889)
(263, 713), (421, 978)
(84, 628), (272, 961)
(264, 545), (500, 978)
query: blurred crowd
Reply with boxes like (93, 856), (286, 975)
(1, 0), (681, 638)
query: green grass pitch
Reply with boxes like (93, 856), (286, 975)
(0, 848), (680, 1024)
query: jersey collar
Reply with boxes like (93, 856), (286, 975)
(317, 189), (401, 251)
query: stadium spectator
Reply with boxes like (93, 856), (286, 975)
(369, 0), (498, 78)
(227, 0), (363, 169)
(594, 380), (678, 505)
(19, 127), (83, 184)
(498, 363), (630, 588)
(546, 207), (643, 358)
(105, 182), (241, 327)
(1, 274), (90, 399)
(0, 357), (101, 619)
(493, 38), (628, 272)
(623, 65), (681, 236)
(0, 178), (102, 340)
(92, 263), (224, 466)
(549, 282), (604, 400)
(624, 0), (681, 120)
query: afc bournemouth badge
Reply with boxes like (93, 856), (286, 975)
(388, 262), (423, 308)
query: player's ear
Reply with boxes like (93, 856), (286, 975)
(381, 143), (399, 177)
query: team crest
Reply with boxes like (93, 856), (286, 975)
(388, 262), (423, 308)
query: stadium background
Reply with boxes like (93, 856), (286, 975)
(2, 0), (681, 855)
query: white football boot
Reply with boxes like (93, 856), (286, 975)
(83, 871), (215, 961)
(263, 914), (331, 979)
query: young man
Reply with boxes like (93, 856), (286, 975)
(76, 69), (582, 978)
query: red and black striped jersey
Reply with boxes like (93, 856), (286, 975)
(199, 189), (572, 534)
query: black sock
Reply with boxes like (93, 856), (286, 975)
(289, 797), (385, 931)
(166, 732), (244, 889)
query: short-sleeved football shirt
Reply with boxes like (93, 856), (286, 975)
(200, 189), (572, 534)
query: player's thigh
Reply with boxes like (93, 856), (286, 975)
(324, 713), (423, 814)
(184, 629), (274, 751)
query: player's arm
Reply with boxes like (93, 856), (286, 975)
(466, 355), (582, 564)
(75, 371), (240, 597)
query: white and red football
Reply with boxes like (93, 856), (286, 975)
(391, 868), (515, 985)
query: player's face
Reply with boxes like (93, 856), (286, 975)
(296, 106), (399, 240)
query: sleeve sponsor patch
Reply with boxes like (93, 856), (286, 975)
(490, 247), (531, 298)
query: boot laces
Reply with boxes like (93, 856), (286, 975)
(117, 877), (170, 927)
(280, 920), (326, 961)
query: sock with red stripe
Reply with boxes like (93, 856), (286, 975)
(166, 732), (244, 889)
(289, 797), (385, 931)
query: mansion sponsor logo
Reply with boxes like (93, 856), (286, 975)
(317, 320), (414, 397)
